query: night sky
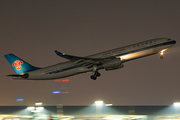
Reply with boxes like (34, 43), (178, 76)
(1, 0), (180, 106)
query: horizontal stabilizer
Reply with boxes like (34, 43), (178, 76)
(7, 73), (29, 79)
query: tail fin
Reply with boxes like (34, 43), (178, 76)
(4, 53), (40, 74)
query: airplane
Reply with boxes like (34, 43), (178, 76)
(4, 38), (176, 80)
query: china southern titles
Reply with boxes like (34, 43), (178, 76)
(4, 38), (176, 80)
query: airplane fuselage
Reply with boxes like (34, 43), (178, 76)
(25, 38), (176, 80)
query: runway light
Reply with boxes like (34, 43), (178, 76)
(35, 102), (42, 106)
(27, 107), (35, 110)
(95, 101), (103, 106)
(174, 102), (180, 106)
(16, 98), (24, 101)
(105, 104), (113, 106)
(62, 79), (69, 82)
(52, 91), (61, 93)
(55, 79), (61, 82)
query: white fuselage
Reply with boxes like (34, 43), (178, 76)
(27, 38), (176, 80)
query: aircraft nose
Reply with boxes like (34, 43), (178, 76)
(172, 40), (176, 44)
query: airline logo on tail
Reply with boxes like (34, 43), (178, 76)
(12, 60), (23, 70)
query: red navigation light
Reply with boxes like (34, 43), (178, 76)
(62, 79), (69, 82)
(55, 79), (61, 82)
(55, 79), (69, 82)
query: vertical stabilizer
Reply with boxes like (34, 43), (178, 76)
(4, 54), (40, 74)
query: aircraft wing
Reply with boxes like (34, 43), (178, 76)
(55, 50), (114, 68)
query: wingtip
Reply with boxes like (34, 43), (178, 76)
(55, 50), (65, 55)
(55, 50), (60, 55)
(55, 50), (58, 53)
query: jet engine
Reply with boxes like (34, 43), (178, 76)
(102, 58), (124, 71)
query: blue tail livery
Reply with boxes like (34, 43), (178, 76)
(4, 53), (40, 75)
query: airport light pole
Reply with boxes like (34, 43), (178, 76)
(95, 101), (103, 116)
(173, 102), (180, 114)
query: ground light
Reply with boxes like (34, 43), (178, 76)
(174, 102), (180, 106)
(94, 101), (113, 115)
(173, 102), (180, 115)
(95, 101), (104, 106)
(105, 104), (113, 106)
(27, 102), (44, 113)
(27, 107), (44, 112)
(95, 101), (104, 116)
(35, 102), (42, 106)
(27, 107), (35, 110)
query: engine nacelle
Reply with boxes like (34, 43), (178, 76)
(102, 58), (124, 71)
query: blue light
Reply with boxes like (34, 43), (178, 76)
(16, 98), (24, 101)
(52, 91), (61, 94)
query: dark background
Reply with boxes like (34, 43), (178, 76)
(0, 0), (180, 106)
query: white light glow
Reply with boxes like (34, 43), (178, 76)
(27, 107), (35, 110)
(174, 102), (180, 106)
(36, 107), (44, 110)
(161, 49), (166, 52)
(95, 101), (103, 105)
(35, 102), (42, 106)
(120, 55), (129, 60)
(160, 49), (167, 55)
(31, 110), (41, 113)
(105, 104), (113, 106)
